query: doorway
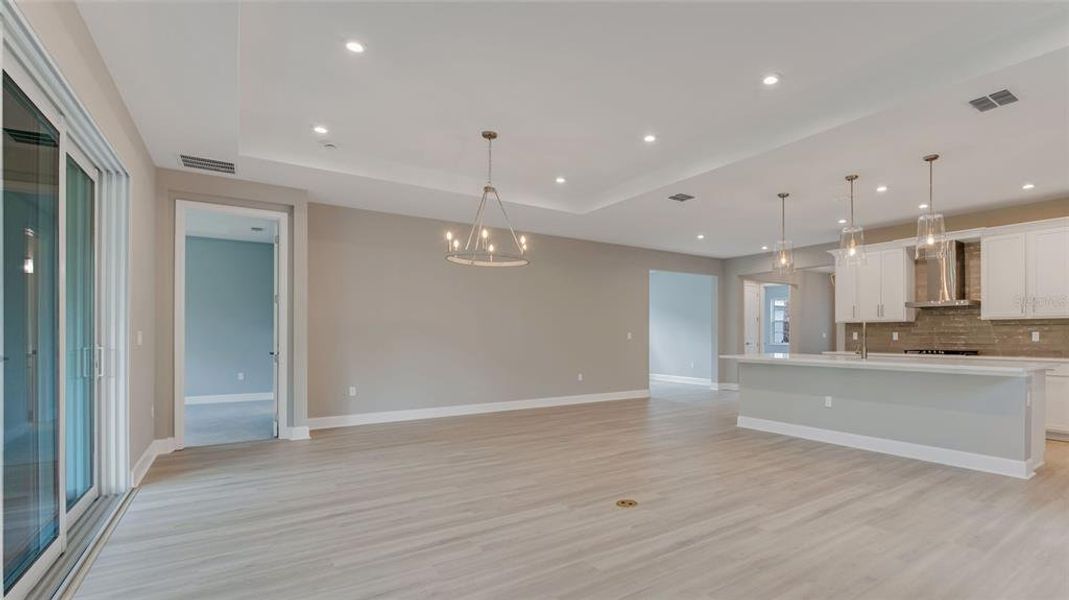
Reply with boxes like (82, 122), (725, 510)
(648, 271), (717, 387)
(174, 201), (288, 448)
(762, 284), (790, 354)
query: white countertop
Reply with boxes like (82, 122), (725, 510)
(821, 351), (1069, 364)
(720, 353), (1053, 377)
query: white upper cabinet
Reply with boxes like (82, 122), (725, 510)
(1028, 227), (1069, 318)
(834, 260), (859, 323)
(879, 249), (911, 322)
(834, 248), (914, 323)
(982, 224), (1069, 320)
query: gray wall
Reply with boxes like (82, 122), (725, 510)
(719, 243), (837, 384)
(185, 237), (274, 397)
(308, 203), (722, 418)
(649, 270), (716, 380)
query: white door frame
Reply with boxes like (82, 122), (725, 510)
(173, 200), (289, 449)
(743, 279), (761, 354)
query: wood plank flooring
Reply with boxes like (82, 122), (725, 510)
(75, 383), (1069, 599)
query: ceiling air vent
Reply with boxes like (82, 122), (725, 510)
(179, 154), (235, 174)
(969, 89), (1018, 112)
(668, 193), (694, 202)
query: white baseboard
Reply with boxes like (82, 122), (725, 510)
(737, 416), (1036, 479)
(185, 392), (273, 405)
(309, 389), (650, 430)
(717, 383), (740, 391)
(650, 374), (713, 387)
(281, 426), (310, 440)
(131, 437), (176, 486)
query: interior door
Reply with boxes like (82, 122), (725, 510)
(743, 281), (761, 353)
(270, 227), (280, 438)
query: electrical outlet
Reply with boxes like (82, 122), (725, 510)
(690, 361), (695, 370)
(237, 372), (245, 381)
(822, 332), (827, 339)
(577, 373), (584, 382)
(1032, 331), (1040, 342)
(136, 330), (144, 347)
(151, 405), (155, 418)
(852, 332), (858, 341)
(824, 396), (833, 408)
(892, 331), (899, 341)
(627, 331), (632, 340)
(347, 386), (357, 397)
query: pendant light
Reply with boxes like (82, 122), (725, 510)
(443, 131), (529, 267)
(915, 153), (945, 259)
(772, 192), (794, 274)
(839, 174), (865, 265)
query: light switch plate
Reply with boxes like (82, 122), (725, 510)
(237, 372), (245, 381)
(577, 373), (584, 382)
(892, 332), (899, 341)
(347, 386), (357, 397)
(627, 331), (632, 340)
(852, 332), (858, 341)
(824, 396), (833, 408)
(1032, 331), (1040, 342)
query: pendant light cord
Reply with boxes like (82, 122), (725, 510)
(849, 178), (855, 226)
(781, 196), (786, 240)
(928, 159), (933, 214)
(487, 136), (493, 184)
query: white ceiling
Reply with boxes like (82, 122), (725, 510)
(78, 2), (1069, 258)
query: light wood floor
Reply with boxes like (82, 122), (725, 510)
(76, 383), (1069, 599)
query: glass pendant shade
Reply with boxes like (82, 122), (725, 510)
(839, 225), (865, 264)
(915, 154), (944, 259)
(771, 192), (795, 274)
(443, 131), (529, 267)
(838, 174), (866, 265)
(915, 212), (946, 259)
(772, 239), (795, 274)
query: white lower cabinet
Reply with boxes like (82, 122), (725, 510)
(1047, 365), (1069, 438)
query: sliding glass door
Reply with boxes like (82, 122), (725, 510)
(2, 72), (61, 595)
(65, 153), (98, 520)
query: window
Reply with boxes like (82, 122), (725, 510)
(769, 298), (789, 345)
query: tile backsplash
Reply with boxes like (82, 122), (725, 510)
(845, 242), (1069, 357)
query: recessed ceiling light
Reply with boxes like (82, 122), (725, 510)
(313, 125), (328, 135)
(762, 73), (780, 86)
(345, 41), (365, 54)
(876, 185), (888, 193)
(761, 245), (769, 251)
(555, 176), (566, 184)
(697, 234), (705, 240)
(837, 218), (847, 224)
(643, 134), (656, 143)
(918, 203), (929, 209)
(1022, 183), (1035, 190)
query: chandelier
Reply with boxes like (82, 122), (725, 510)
(444, 131), (529, 267)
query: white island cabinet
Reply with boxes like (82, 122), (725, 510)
(722, 353), (1049, 479)
(982, 222), (1069, 319)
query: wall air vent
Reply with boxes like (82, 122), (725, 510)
(969, 89), (1018, 112)
(668, 193), (694, 202)
(179, 154), (235, 174)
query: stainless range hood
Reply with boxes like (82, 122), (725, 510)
(905, 240), (980, 308)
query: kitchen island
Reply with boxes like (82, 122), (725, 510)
(721, 353), (1050, 478)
